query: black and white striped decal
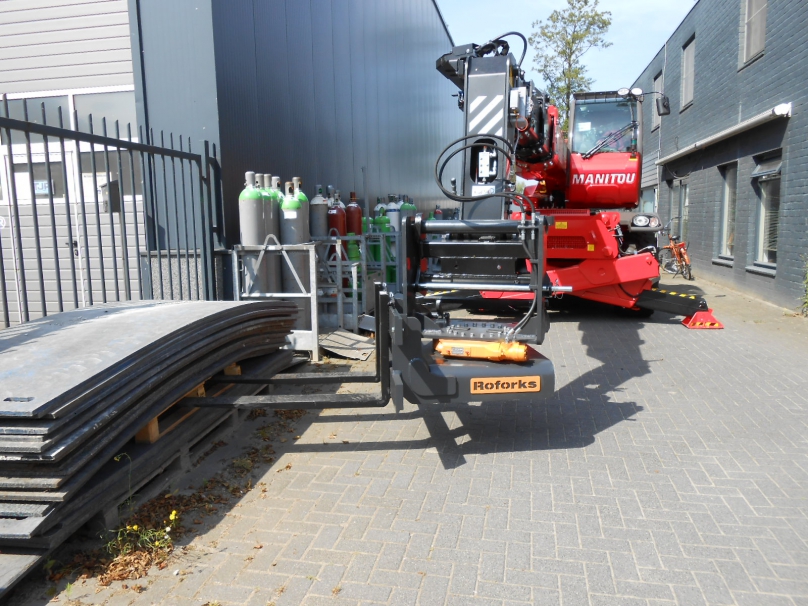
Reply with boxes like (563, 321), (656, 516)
(467, 94), (504, 136)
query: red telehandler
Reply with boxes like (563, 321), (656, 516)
(434, 32), (721, 329)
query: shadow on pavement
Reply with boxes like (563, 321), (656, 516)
(290, 298), (665, 470)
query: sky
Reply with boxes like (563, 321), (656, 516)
(436, 0), (697, 92)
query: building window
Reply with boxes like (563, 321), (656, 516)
(679, 183), (689, 242)
(744, 0), (767, 62)
(752, 153), (781, 265)
(757, 178), (780, 264)
(652, 72), (663, 130)
(719, 164), (737, 257)
(12, 161), (67, 200)
(681, 38), (695, 108)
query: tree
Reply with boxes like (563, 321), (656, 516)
(529, 0), (612, 130)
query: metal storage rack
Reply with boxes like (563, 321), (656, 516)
(313, 234), (368, 332)
(231, 240), (320, 361)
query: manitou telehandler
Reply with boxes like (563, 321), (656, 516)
(432, 32), (721, 328)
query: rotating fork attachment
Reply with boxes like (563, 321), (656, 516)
(385, 215), (556, 406)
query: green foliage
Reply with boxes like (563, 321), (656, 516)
(105, 510), (179, 559)
(529, 0), (612, 130)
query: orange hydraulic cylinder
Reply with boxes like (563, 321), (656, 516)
(434, 339), (528, 363)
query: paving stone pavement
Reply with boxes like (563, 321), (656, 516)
(8, 277), (808, 606)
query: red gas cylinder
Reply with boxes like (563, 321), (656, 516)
(346, 191), (363, 235)
(327, 204), (347, 260)
(327, 204), (347, 236)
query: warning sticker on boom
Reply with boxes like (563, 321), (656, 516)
(470, 376), (541, 394)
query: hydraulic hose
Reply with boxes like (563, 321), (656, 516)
(434, 133), (535, 214)
(487, 31), (528, 68)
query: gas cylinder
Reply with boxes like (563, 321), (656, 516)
(368, 215), (381, 262)
(327, 198), (347, 237)
(261, 174), (282, 293)
(346, 191), (363, 236)
(238, 171), (269, 294)
(310, 184), (328, 238)
(239, 171), (263, 245)
(334, 190), (346, 208)
(385, 195), (401, 232)
(434, 204), (443, 220)
(327, 195), (347, 260)
(280, 181), (311, 330)
(374, 197), (386, 218)
(326, 185), (335, 208)
(346, 233), (361, 262)
(381, 222), (396, 283)
(399, 196), (417, 227)
(292, 177), (309, 218)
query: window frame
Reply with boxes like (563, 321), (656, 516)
(744, 0), (767, 63)
(679, 182), (689, 242)
(681, 37), (695, 110)
(652, 72), (663, 130)
(719, 163), (738, 259)
(755, 175), (780, 266)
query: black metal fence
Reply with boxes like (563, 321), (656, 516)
(0, 95), (223, 327)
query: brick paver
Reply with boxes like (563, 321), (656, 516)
(8, 278), (808, 605)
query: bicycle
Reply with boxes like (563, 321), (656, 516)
(656, 217), (693, 280)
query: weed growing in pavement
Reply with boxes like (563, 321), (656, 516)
(105, 510), (179, 560)
(801, 255), (808, 316)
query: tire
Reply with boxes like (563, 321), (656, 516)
(683, 264), (693, 280)
(656, 249), (677, 274)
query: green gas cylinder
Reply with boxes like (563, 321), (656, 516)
(371, 215), (389, 262)
(346, 233), (361, 262)
(400, 197), (417, 228)
(381, 223), (396, 283)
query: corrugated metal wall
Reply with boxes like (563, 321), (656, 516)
(0, 0), (133, 93)
(132, 0), (462, 243)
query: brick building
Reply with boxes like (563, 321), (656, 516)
(633, 0), (807, 309)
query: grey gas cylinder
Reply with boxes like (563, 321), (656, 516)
(261, 173), (282, 293)
(238, 171), (269, 295)
(309, 184), (329, 238)
(280, 181), (312, 330)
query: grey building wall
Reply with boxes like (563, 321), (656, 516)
(0, 0), (133, 93)
(129, 0), (463, 245)
(634, 0), (808, 309)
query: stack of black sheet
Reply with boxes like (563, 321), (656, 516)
(0, 300), (297, 596)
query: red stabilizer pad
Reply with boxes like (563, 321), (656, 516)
(682, 308), (723, 329)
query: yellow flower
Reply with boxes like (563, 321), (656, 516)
(132, 525), (138, 531)
(126, 525), (131, 530)
(169, 511), (177, 521)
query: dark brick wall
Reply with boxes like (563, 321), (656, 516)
(633, 0), (808, 309)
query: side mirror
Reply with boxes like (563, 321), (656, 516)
(656, 95), (671, 116)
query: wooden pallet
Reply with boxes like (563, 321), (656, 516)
(135, 384), (205, 444)
(133, 362), (245, 445)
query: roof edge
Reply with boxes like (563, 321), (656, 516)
(656, 103), (792, 165)
(431, 0), (454, 46)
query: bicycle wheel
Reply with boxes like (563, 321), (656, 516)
(682, 264), (693, 280)
(656, 249), (677, 274)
